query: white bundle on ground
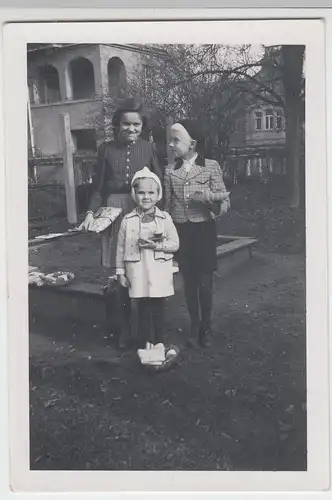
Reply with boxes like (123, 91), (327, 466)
(137, 343), (166, 366)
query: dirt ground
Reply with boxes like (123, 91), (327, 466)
(29, 180), (306, 471)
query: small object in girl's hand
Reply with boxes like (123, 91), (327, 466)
(138, 237), (150, 245)
(150, 232), (164, 242)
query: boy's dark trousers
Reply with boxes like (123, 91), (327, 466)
(182, 268), (213, 346)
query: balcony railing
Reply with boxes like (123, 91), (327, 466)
(30, 93), (102, 107)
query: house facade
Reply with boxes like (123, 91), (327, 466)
(224, 46), (297, 183)
(227, 103), (287, 182)
(27, 43), (151, 157)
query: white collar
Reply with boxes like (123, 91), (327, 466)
(182, 153), (198, 166)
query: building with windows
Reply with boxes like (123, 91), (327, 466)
(27, 43), (154, 156)
(225, 46), (296, 183)
(227, 103), (287, 182)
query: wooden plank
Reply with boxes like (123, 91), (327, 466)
(216, 238), (257, 258)
(29, 280), (106, 298)
(28, 241), (54, 250)
(217, 234), (255, 241)
(29, 238), (258, 303)
(217, 235), (236, 242)
(29, 287), (106, 325)
(28, 230), (82, 247)
(56, 282), (105, 297)
(61, 113), (78, 225)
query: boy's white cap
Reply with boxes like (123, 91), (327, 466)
(131, 166), (162, 201)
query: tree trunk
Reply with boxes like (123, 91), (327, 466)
(284, 100), (301, 207)
(281, 45), (305, 208)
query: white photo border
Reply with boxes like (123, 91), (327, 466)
(2, 17), (329, 493)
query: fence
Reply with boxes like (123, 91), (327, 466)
(28, 151), (97, 221)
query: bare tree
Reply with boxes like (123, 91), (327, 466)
(281, 45), (305, 208)
(129, 44), (304, 207)
(83, 44), (304, 206)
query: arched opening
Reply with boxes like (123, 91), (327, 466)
(107, 57), (127, 97)
(69, 57), (95, 100)
(37, 65), (61, 103)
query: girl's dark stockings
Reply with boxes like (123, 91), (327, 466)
(137, 297), (165, 346)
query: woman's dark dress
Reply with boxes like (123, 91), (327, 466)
(88, 137), (162, 270)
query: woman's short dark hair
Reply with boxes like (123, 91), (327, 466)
(112, 97), (150, 132)
(177, 119), (206, 156)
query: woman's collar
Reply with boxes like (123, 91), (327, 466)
(115, 137), (140, 148)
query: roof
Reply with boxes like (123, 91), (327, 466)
(27, 43), (167, 58)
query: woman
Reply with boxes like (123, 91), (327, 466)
(81, 97), (163, 348)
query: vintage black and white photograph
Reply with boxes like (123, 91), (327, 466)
(26, 40), (307, 472)
(3, 17), (329, 492)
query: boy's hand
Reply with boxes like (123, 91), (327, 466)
(191, 190), (230, 204)
(118, 275), (130, 288)
(190, 191), (205, 204)
(138, 238), (157, 249)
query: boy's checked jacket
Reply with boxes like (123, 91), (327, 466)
(164, 154), (230, 223)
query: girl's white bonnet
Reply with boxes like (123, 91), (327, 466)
(131, 166), (162, 201)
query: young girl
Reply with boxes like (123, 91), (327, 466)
(164, 120), (230, 349)
(116, 167), (179, 349)
(80, 97), (162, 348)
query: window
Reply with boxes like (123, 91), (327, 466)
(69, 57), (95, 100)
(265, 109), (274, 130)
(108, 57), (127, 97)
(254, 111), (263, 130)
(258, 157), (263, 175)
(276, 110), (283, 129)
(37, 65), (61, 103)
(268, 157), (273, 173)
(71, 129), (97, 152)
(246, 158), (252, 177)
